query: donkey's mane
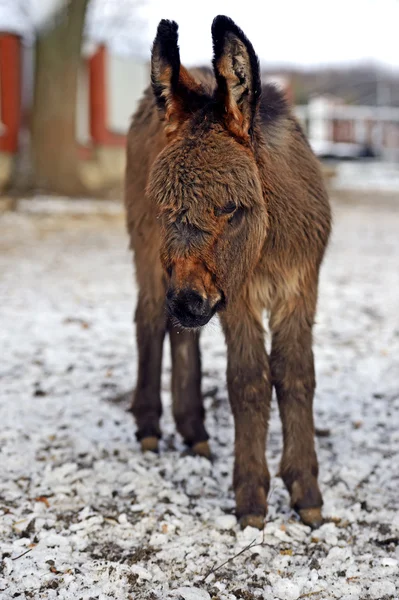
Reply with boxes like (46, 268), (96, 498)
(191, 68), (289, 126)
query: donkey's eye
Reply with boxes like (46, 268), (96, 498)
(215, 202), (237, 217)
(228, 206), (245, 226)
(223, 202), (237, 214)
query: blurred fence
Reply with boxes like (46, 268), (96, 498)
(0, 33), (149, 191)
(76, 46), (149, 190)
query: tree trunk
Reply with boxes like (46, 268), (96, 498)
(31, 0), (89, 196)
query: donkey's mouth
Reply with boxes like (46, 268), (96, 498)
(166, 288), (223, 329)
(173, 312), (214, 329)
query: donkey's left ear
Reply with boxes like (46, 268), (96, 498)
(212, 15), (261, 140)
(151, 20), (204, 135)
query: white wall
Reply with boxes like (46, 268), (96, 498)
(75, 51), (149, 146)
(107, 54), (149, 134)
(76, 61), (90, 146)
(308, 97), (333, 143)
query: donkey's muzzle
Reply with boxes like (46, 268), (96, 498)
(166, 288), (216, 328)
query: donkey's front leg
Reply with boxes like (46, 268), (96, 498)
(270, 288), (323, 529)
(131, 290), (167, 452)
(222, 304), (272, 530)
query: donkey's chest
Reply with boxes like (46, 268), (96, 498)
(248, 256), (305, 314)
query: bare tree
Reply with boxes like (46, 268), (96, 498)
(31, 0), (89, 196)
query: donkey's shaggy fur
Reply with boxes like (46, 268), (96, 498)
(125, 16), (331, 529)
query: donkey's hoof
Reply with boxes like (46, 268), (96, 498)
(141, 436), (159, 453)
(239, 514), (265, 530)
(192, 441), (212, 459)
(299, 507), (323, 529)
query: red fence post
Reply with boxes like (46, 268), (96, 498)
(88, 45), (126, 148)
(89, 44), (108, 144)
(0, 33), (22, 153)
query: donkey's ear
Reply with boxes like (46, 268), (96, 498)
(151, 20), (204, 134)
(212, 15), (261, 140)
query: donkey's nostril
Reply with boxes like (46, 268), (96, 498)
(179, 289), (206, 317)
(166, 287), (175, 302)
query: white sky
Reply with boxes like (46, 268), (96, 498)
(1, 0), (399, 69)
(142, 0), (399, 69)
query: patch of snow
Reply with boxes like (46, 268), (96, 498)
(214, 515), (237, 530)
(16, 196), (123, 215)
(271, 578), (301, 600)
(333, 160), (399, 193)
(173, 588), (211, 600)
(368, 580), (396, 599)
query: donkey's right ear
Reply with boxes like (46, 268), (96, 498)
(151, 20), (203, 135)
(151, 20), (180, 114)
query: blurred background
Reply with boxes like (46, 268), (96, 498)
(0, 0), (399, 199)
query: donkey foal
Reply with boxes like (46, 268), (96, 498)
(125, 16), (331, 529)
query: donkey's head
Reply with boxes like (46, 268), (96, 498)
(148, 16), (268, 328)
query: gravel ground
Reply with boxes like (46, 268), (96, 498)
(0, 194), (398, 600)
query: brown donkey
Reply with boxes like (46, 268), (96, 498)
(125, 16), (331, 529)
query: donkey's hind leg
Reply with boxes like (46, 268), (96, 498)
(169, 324), (210, 458)
(131, 247), (167, 453)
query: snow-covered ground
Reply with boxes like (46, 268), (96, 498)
(0, 194), (399, 600)
(333, 161), (399, 194)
